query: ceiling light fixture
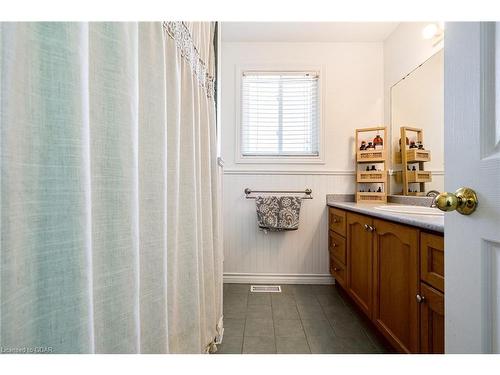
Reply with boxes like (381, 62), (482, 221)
(422, 23), (439, 40)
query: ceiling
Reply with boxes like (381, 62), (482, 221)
(221, 22), (400, 43)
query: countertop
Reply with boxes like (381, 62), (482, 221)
(326, 198), (444, 233)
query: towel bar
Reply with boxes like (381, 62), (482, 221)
(244, 188), (313, 199)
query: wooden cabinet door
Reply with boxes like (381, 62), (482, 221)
(420, 233), (444, 293)
(346, 212), (373, 318)
(372, 219), (419, 353)
(419, 282), (445, 354)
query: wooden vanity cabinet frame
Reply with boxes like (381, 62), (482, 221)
(328, 206), (445, 354)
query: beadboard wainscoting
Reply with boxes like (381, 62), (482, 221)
(223, 171), (356, 284)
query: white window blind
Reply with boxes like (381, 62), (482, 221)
(241, 71), (319, 157)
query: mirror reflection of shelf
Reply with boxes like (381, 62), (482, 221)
(394, 148), (431, 164)
(394, 170), (432, 183)
(396, 126), (432, 196)
(355, 126), (388, 203)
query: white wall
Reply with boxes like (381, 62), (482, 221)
(383, 23), (444, 192)
(221, 42), (384, 283)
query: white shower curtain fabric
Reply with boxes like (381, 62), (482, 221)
(0, 22), (222, 354)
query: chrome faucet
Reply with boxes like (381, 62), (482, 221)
(426, 190), (440, 197)
(426, 190), (440, 208)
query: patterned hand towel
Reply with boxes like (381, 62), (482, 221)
(255, 196), (302, 232)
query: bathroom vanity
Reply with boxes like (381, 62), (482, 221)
(327, 201), (444, 354)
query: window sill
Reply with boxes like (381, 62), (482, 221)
(235, 155), (325, 164)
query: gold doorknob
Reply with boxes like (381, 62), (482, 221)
(433, 187), (478, 215)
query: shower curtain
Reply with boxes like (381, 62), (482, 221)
(0, 22), (222, 353)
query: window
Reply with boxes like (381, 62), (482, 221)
(240, 71), (320, 158)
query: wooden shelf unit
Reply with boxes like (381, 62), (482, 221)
(356, 191), (387, 202)
(357, 170), (388, 184)
(355, 126), (388, 203)
(397, 127), (432, 196)
(356, 149), (387, 163)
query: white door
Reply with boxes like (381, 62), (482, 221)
(445, 22), (500, 353)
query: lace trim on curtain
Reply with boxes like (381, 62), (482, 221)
(163, 21), (215, 99)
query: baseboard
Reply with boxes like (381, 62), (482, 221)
(223, 272), (335, 285)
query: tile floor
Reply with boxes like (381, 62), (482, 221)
(217, 283), (391, 354)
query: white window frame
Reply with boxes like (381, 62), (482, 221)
(234, 63), (325, 164)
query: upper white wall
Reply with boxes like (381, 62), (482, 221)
(221, 42), (384, 173)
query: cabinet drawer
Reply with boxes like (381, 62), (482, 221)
(329, 207), (346, 236)
(329, 230), (346, 264)
(331, 256), (347, 288)
(420, 232), (444, 292)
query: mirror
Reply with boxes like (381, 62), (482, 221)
(390, 50), (444, 195)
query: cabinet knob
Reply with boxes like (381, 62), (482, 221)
(364, 224), (375, 232)
(416, 294), (425, 303)
(332, 243), (337, 248)
(364, 224), (369, 231)
(333, 217), (339, 223)
(333, 267), (340, 272)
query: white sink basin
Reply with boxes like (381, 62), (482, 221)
(374, 205), (443, 216)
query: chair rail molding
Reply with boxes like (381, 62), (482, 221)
(223, 169), (356, 176)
